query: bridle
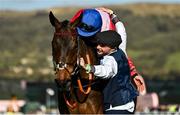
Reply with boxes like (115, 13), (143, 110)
(53, 30), (93, 109)
(53, 61), (80, 77)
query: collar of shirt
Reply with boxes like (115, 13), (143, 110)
(107, 49), (118, 56)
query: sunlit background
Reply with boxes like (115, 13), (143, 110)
(0, 0), (180, 114)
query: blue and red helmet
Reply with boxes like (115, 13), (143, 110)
(77, 9), (102, 37)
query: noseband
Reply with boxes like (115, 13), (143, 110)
(54, 61), (80, 77)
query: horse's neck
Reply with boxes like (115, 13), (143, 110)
(79, 39), (96, 65)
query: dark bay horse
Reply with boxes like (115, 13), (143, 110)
(49, 11), (104, 114)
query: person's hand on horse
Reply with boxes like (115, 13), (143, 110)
(97, 7), (113, 15)
(133, 75), (146, 95)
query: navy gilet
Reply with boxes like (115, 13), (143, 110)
(103, 49), (138, 109)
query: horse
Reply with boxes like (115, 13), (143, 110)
(49, 11), (105, 114)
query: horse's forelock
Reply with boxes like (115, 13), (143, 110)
(53, 20), (77, 57)
(55, 20), (76, 37)
(61, 20), (70, 28)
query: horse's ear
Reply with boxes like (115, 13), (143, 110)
(49, 11), (61, 27)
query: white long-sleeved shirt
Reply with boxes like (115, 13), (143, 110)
(94, 51), (118, 79)
(115, 21), (127, 55)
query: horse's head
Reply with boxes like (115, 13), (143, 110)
(49, 11), (96, 96)
(49, 11), (79, 83)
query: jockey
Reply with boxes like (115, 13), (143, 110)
(70, 7), (146, 95)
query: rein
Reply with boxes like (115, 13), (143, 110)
(77, 36), (93, 94)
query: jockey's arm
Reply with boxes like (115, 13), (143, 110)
(128, 57), (146, 95)
(97, 7), (127, 54)
(110, 13), (127, 55)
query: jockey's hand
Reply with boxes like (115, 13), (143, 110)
(79, 58), (86, 69)
(133, 75), (146, 95)
(97, 7), (113, 15)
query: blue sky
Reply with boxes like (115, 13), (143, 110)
(0, 0), (180, 11)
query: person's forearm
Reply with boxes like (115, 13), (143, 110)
(115, 21), (127, 54)
(94, 65), (114, 79)
(128, 57), (139, 78)
(111, 14), (127, 55)
(84, 63), (115, 79)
